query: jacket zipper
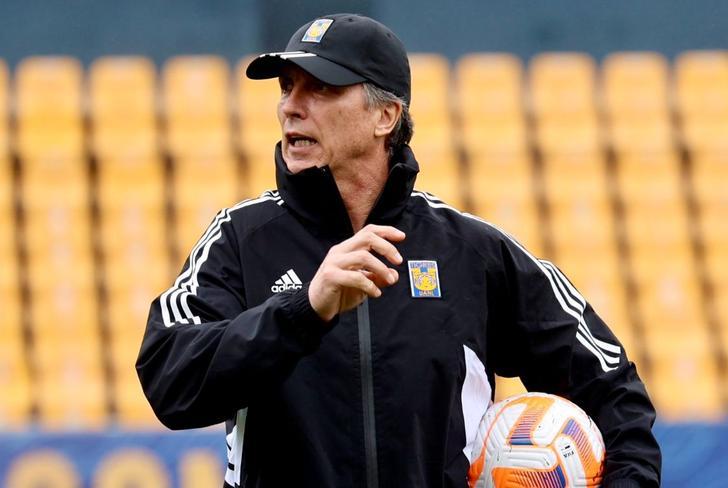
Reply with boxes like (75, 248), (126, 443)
(357, 298), (379, 488)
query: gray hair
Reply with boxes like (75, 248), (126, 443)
(362, 82), (414, 158)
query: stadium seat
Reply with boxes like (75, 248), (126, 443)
(408, 54), (461, 206)
(0, 60), (8, 158)
(675, 51), (728, 153)
(89, 56), (159, 161)
(535, 115), (603, 157)
(530, 53), (601, 158)
(555, 255), (636, 356)
(0, 333), (32, 429)
(469, 152), (542, 254)
(235, 57), (281, 197)
(174, 177), (239, 256)
(97, 161), (167, 258)
(602, 52), (673, 155)
(15, 56), (84, 162)
(34, 343), (108, 430)
(602, 52), (670, 117)
(163, 56), (233, 159)
(21, 173), (92, 260)
(0, 185), (29, 427)
(529, 53), (597, 118)
(644, 326), (722, 420)
(455, 54), (527, 158)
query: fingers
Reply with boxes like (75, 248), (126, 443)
(335, 224), (405, 266)
(334, 269), (383, 298)
(332, 250), (399, 286)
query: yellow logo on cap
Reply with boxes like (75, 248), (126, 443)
(302, 18), (334, 43)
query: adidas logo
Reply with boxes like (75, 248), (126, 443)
(271, 269), (303, 293)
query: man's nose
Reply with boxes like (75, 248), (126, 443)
(280, 85), (307, 119)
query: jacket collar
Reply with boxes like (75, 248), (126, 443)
(275, 142), (420, 237)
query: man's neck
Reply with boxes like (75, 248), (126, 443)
(330, 151), (390, 232)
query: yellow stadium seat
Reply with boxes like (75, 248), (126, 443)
(473, 200), (542, 257)
(455, 53), (524, 125)
(22, 188), (93, 262)
(461, 116), (529, 160)
(529, 52), (597, 119)
(675, 51), (728, 153)
(15, 57), (84, 161)
(174, 169), (240, 255)
(705, 246), (728, 290)
(602, 52), (673, 155)
(0, 335), (32, 429)
(456, 54), (527, 158)
(114, 374), (162, 428)
(412, 144), (462, 207)
(616, 151), (682, 204)
(675, 50), (728, 118)
(602, 52), (670, 118)
(97, 164), (167, 256)
(163, 56), (233, 159)
(106, 283), (164, 338)
(32, 331), (107, 429)
(691, 151), (728, 206)
(608, 117), (674, 156)
(541, 151), (607, 198)
(554, 256), (636, 356)
(633, 256), (705, 330)
(622, 199), (692, 256)
(0, 60), (8, 157)
(469, 151), (541, 252)
(89, 56), (159, 160)
(236, 58), (281, 197)
(0, 158), (15, 256)
(715, 284), (728, 341)
(643, 326), (722, 421)
(408, 54), (461, 205)
(409, 53), (451, 123)
(548, 194), (616, 256)
(535, 114), (603, 156)
(29, 280), (99, 339)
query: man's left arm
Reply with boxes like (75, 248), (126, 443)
(486, 237), (661, 487)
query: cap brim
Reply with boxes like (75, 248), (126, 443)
(246, 52), (366, 86)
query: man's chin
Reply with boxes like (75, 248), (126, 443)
(282, 149), (324, 174)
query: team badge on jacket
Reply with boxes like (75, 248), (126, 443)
(301, 19), (334, 43)
(408, 260), (442, 298)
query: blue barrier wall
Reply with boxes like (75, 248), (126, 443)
(1, 0), (726, 67)
(0, 423), (725, 487)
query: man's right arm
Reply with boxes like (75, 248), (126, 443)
(136, 215), (328, 430)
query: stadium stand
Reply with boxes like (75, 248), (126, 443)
(162, 56), (241, 254)
(236, 56), (281, 196)
(0, 50), (727, 428)
(408, 54), (462, 207)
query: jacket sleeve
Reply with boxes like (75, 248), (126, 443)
(136, 215), (328, 430)
(486, 236), (661, 488)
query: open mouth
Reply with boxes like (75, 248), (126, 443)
(287, 134), (318, 147)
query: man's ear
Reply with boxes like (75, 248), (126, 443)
(374, 101), (403, 138)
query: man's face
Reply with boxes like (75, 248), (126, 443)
(277, 65), (380, 173)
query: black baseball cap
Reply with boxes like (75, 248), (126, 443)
(246, 13), (411, 104)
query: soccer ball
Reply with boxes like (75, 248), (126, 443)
(467, 392), (605, 488)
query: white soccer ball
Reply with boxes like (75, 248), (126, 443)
(468, 392), (605, 488)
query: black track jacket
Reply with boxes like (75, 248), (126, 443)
(137, 144), (661, 487)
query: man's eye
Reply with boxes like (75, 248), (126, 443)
(279, 79), (292, 94)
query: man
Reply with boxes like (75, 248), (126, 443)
(137, 13), (661, 487)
